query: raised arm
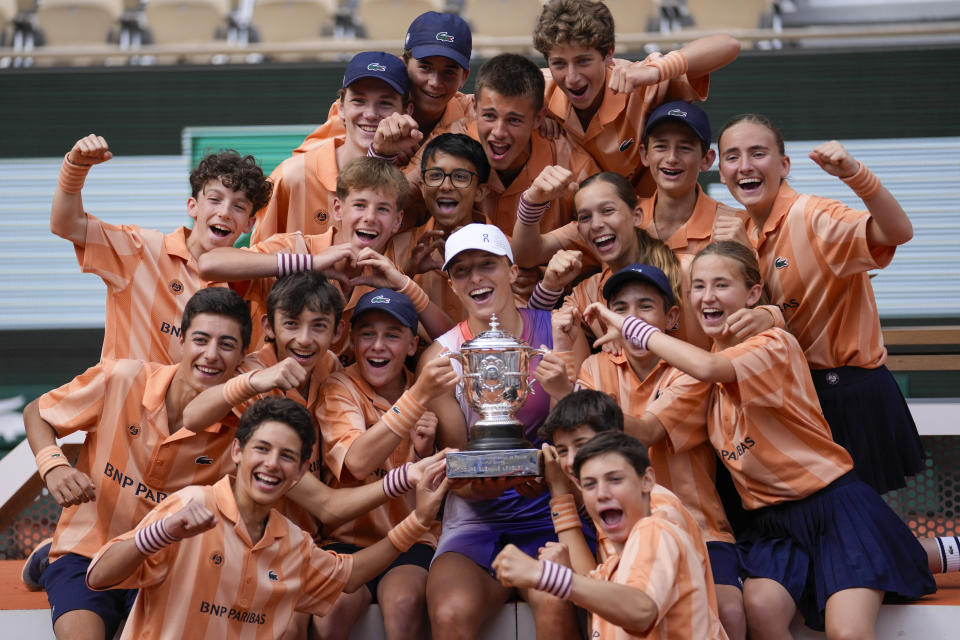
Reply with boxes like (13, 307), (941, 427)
(675, 34), (741, 80)
(511, 166), (580, 269)
(417, 341), (469, 450)
(24, 399), (96, 507)
(50, 134), (114, 246)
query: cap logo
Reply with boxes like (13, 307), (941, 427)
(667, 108), (687, 118)
(482, 233), (490, 243)
(436, 31), (455, 43)
(775, 256), (789, 269)
(371, 295), (391, 304)
(366, 62), (387, 72)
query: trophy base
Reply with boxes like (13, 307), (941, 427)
(446, 449), (542, 478)
(464, 422), (533, 452)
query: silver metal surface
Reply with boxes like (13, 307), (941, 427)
(446, 449), (542, 478)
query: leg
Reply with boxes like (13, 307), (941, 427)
(378, 564), (429, 640)
(715, 584), (746, 640)
(427, 552), (512, 640)
(743, 577), (796, 640)
(521, 587), (582, 640)
(311, 586), (372, 640)
(823, 588), (882, 640)
(52, 609), (107, 640)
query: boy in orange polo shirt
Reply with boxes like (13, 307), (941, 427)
(533, 0), (739, 196)
(51, 134), (271, 365)
(85, 396), (451, 640)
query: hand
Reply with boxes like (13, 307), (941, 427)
(541, 249), (583, 292)
(534, 349), (574, 399)
(410, 353), (460, 403)
(514, 476), (548, 499)
(538, 541), (572, 568)
(583, 302), (627, 350)
(403, 229), (445, 276)
(512, 266), (541, 302)
(809, 140), (860, 178)
(541, 443), (576, 497)
(724, 307), (773, 341)
(412, 411), (438, 459)
(163, 500), (218, 539)
(523, 166), (578, 205)
(492, 543), (540, 590)
(67, 134), (113, 166)
(313, 243), (359, 287)
(537, 115), (562, 141)
(249, 357), (308, 394)
(44, 465), (96, 507)
(413, 463), (451, 526)
(712, 213), (751, 248)
(350, 248), (406, 290)
(373, 113), (424, 158)
(608, 61), (660, 94)
(408, 448), (451, 490)
(551, 305), (583, 352)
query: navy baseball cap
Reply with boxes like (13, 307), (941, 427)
(602, 264), (675, 306)
(643, 101), (711, 147)
(343, 51), (409, 96)
(404, 11), (472, 70)
(352, 288), (419, 333)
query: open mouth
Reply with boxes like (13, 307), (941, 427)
(567, 84), (589, 98)
(195, 364), (222, 378)
(358, 124), (378, 134)
(701, 308), (724, 326)
(738, 177), (763, 193)
(289, 348), (315, 364)
(487, 142), (510, 161)
(435, 197), (460, 215)
(254, 471), (281, 488)
(660, 167), (683, 178)
(598, 508), (623, 528)
(421, 88), (445, 100)
(366, 357), (390, 369)
(210, 224), (231, 238)
(355, 229), (379, 243)
(593, 233), (616, 253)
(469, 287), (494, 304)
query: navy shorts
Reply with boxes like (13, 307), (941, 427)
(707, 541), (743, 589)
(41, 553), (137, 636)
(324, 542), (434, 603)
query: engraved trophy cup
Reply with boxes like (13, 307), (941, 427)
(444, 315), (546, 478)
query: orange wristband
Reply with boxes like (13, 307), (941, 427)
(381, 390), (427, 438)
(387, 512), (429, 551)
(648, 50), (688, 82)
(553, 351), (577, 382)
(550, 493), (581, 534)
(399, 276), (429, 313)
(57, 154), (92, 194)
(841, 162), (882, 200)
(223, 372), (258, 406)
(36, 445), (71, 480)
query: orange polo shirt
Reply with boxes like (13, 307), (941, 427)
(39, 359), (236, 562)
(544, 55), (709, 197)
(90, 476), (353, 640)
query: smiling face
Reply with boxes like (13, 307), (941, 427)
(446, 250), (518, 320)
(640, 121), (715, 197)
(351, 310), (418, 397)
(187, 178), (256, 255)
(718, 120), (790, 219)
(476, 88), (544, 174)
(607, 281), (678, 363)
(340, 77), (407, 154)
(231, 420), (306, 507)
(553, 423), (601, 479)
(579, 451), (653, 547)
(574, 179), (641, 268)
(264, 307), (342, 372)
(333, 186), (403, 252)
(690, 253), (762, 345)
(547, 42), (610, 115)
(177, 312), (246, 394)
(421, 150), (485, 230)
(406, 55), (469, 123)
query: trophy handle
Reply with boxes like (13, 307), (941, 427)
(526, 347), (551, 395)
(438, 350), (464, 364)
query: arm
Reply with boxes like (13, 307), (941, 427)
(623, 413), (667, 447)
(418, 342), (468, 450)
(674, 34), (741, 81)
(198, 246), (279, 281)
(541, 446), (597, 575)
(50, 135), (114, 246)
(511, 166), (579, 269)
(24, 399), (97, 507)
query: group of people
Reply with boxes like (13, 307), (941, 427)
(20, 1), (955, 639)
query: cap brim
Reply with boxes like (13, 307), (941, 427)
(352, 306), (418, 333)
(602, 272), (674, 305)
(410, 44), (469, 70)
(643, 114), (710, 147)
(345, 73), (407, 97)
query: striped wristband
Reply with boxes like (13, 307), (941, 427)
(383, 463), (413, 499)
(387, 512), (429, 551)
(134, 518), (180, 555)
(647, 50), (688, 82)
(517, 194), (550, 226)
(381, 391), (427, 439)
(529, 282), (563, 310)
(277, 253), (314, 277)
(550, 494), (581, 534)
(36, 445), (71, 480)
(537, 560), (573, 600)
(223, 372), (258, 406)
(841, 162), (882, 200)
(622, 315), (660, 350)
(367, 142), (400, 164)
(399, 276), (429, 313)
(58, 154), (92, 194)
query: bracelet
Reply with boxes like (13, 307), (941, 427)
(277, 253), (314, 277)
(134, 517), (181, 556)
(550, 494), (581, 534)
(537, 560), (573, 600)
(35, 445), (71, 480)
(517, 194), (550, 226)
(57, 154), (93, 194)
(622, 315), (661, 350)
(367, 142), (400, 164)
(387, 512), (429, 551)
(841, 162), (882, 201)
(223, 372), (259, 406)
(380, 390), (427, 439)
(529, 282), (563, 310)
(399, 276), (429, 313)
(647, 50), (688, 82)
(383, 463), (414, 499)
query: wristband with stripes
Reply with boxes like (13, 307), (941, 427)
(223, 372), (259, 406)
(277, 253), (314, 277)
(387, 512), (429, 551)
(517, 194), (550, 226)
(134, 517), (180, 556)
(529, 282), (563, 310)
(383, 463), (414, 499)
(647, 50), (688, 82)
(367, 142), (400, 164)
(841, 162), (882, 201)
(550, 493), (581, 534)
(36, 445), (71, 480)
(537, 560), (573, 600)
(380, 391), (427, 439)
(58, 154), (93, 194)
(399, 276), (429, 313)
(622, 315), (661, 350)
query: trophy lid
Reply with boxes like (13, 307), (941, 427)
(460, 314), (531, 351)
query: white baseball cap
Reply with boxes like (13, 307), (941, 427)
(442, 223), (514, 271)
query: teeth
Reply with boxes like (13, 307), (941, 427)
(196, 365), (220, 375)
(738, 178), (762, 188)
(661, 168), (681, 175)
(359, 125), (377, 132)
(356, 230), (378, 239)
(470, 287), (493, 299)
(594, 234), (615, 246)
(254, 472), (280, 486)
(290, 349), (314, 359)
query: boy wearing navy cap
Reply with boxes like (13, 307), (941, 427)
(312, 288), (459, 640)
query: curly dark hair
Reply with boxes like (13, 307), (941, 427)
(189, 151), (273, 213)
(236, 397), (316, 464)
(534, 0), (616, 60)
(181, 286), (253, 349)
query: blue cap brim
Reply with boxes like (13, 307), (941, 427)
(410, 44), (469, 70)
(344, 73), (407, 97)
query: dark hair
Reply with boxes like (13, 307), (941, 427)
(265, 272), (345, 341)
(421, 133), (491, 185)
(475, 54), (545, 114)
(573, 430), (650, 480)
(538, 389), (623, 442)
(189, 151), (273, 213)
(692, 240), (767, 307)
(181, 287), (252, 349)
(642, 118), (710, 155)
(236, 397), (316, 464)
(533, 0), (615, 60)
(579, 171), (637, 209)
(336, 156), (411, 210)
(717, 113), (785, 156)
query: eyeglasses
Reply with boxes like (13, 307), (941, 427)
(422, 168), (477, 189)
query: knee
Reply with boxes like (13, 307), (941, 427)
(825, 621), (874, 640)
(717, 594), (747, 640)
(380, 584), (426, 622)
(428, 591), (472, 630)
(743, 590), (788, 638)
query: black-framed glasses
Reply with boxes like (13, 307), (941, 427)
(422, 168), (477, 189)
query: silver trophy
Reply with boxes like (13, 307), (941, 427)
(444, 315), (546, 478)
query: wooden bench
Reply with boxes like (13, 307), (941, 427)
(882, 325), (960, 372)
